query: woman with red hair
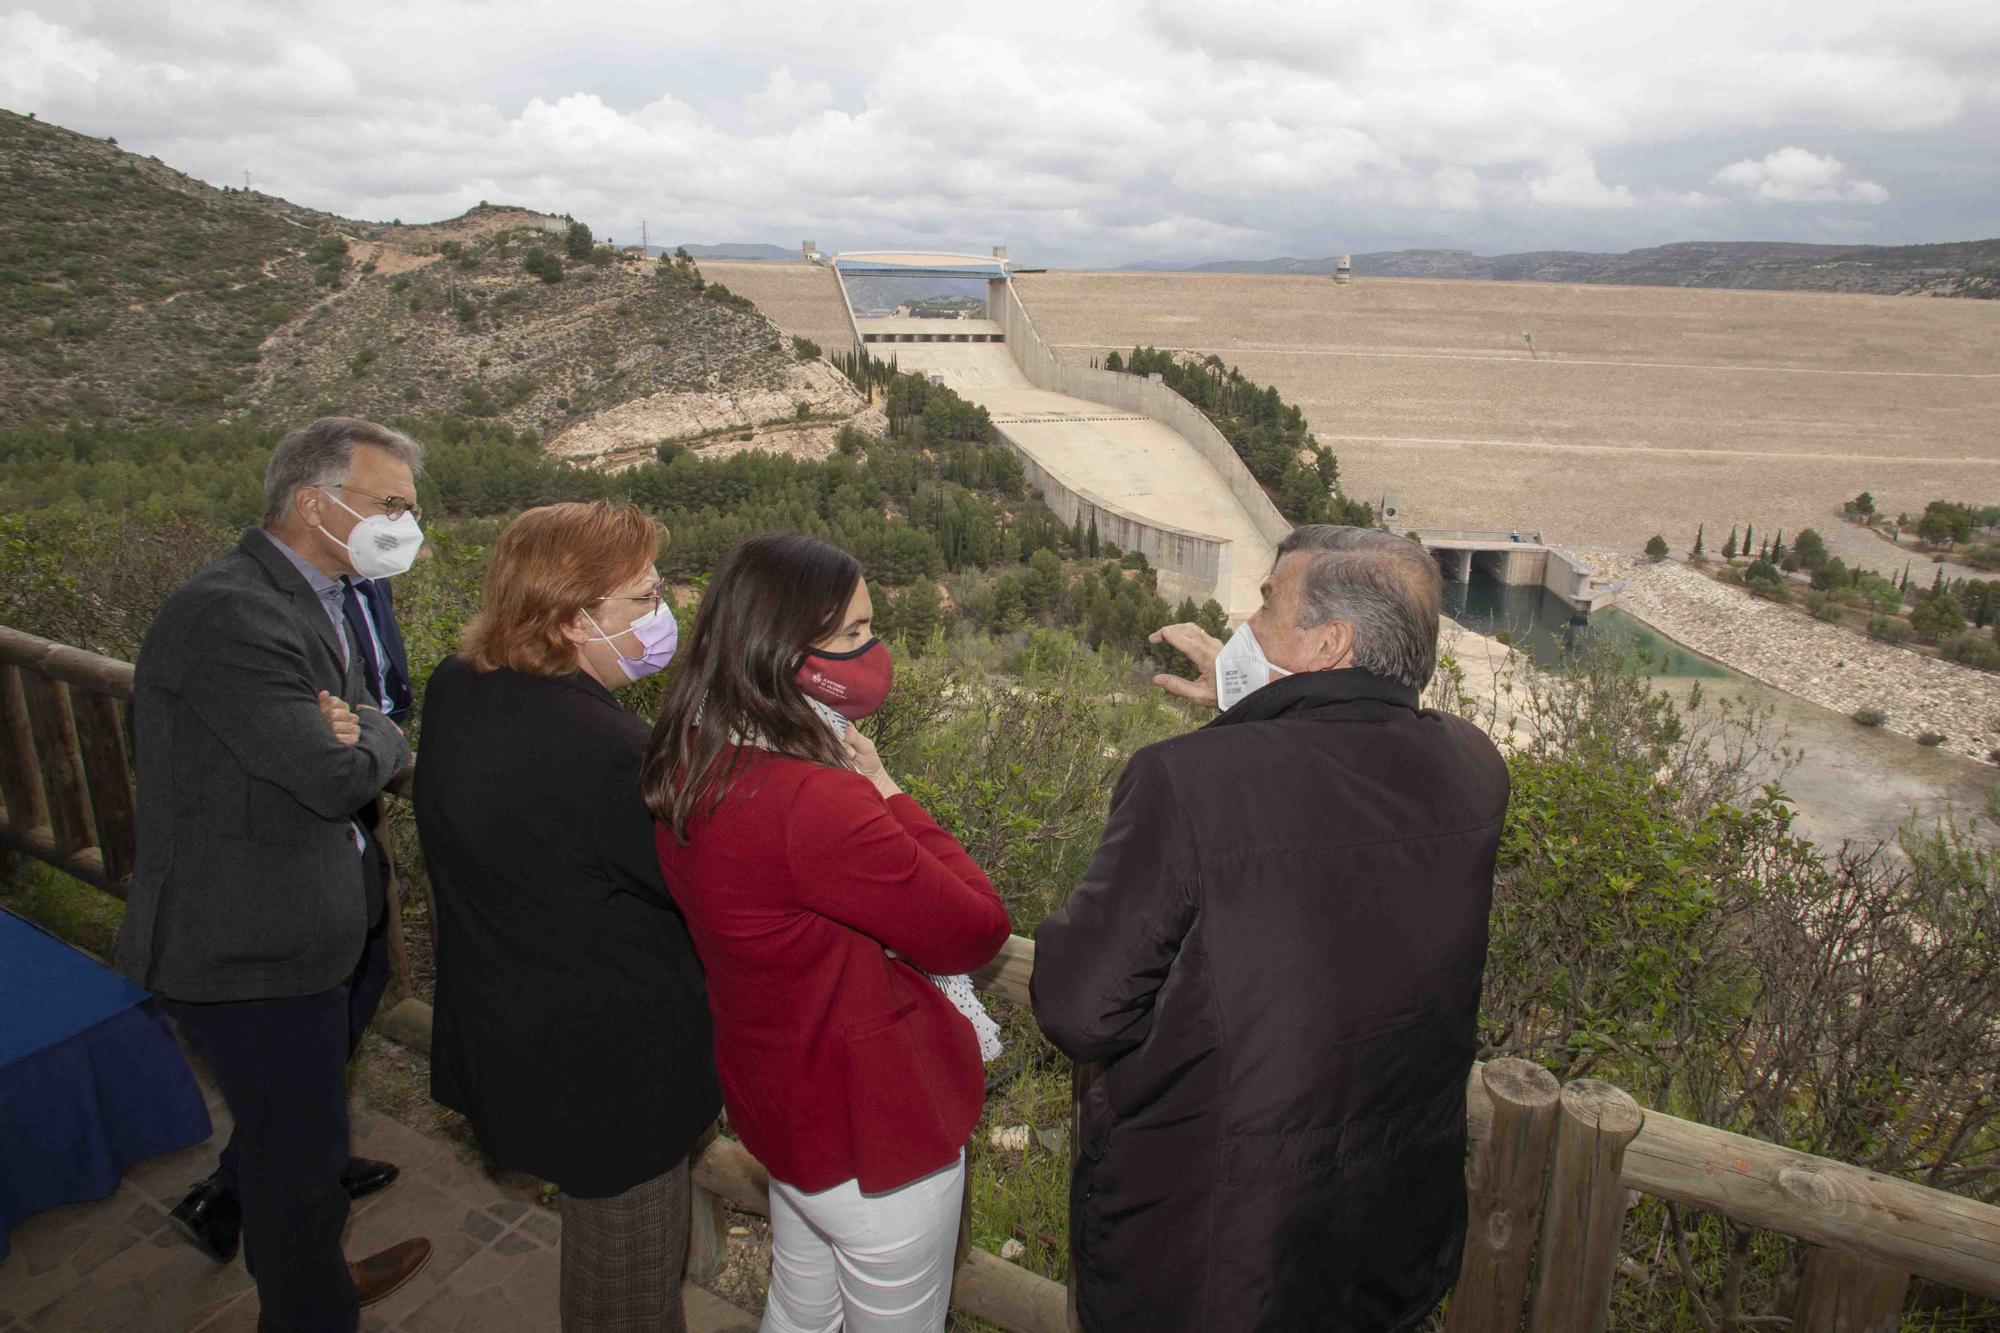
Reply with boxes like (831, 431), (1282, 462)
(414, 501), (719, 1332)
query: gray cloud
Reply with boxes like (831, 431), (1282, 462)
(3, 0), (1995, 266)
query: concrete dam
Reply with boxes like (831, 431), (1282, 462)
(704, 252), (1613, 622)
(713, 251), (1288, 619)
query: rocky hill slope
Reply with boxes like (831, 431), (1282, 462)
(0, 110), (343, 426)
(0, 110), (868, 457)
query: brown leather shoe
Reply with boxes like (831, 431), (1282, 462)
(351, 1237), (432, 1307)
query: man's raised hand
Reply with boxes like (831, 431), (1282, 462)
(317, 690), (361, 746)
(1148, 622), (1224, 708)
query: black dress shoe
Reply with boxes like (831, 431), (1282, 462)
(168, 1179), (241, 1264)
(340, 1156), (400, 1200)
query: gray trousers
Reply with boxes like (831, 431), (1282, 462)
(559, 1160), (692, 1333)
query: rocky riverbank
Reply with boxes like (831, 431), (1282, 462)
(1589, 552), (2000, 763)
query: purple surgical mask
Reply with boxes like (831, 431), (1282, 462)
(581, 604), (678, 682)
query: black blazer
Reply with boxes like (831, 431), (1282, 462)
(1033, 669), (1511, 1333)
(412, 655), (720, 1197)
(116, 529), (410, 1002)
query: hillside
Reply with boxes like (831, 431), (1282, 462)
(0, 110), (862, 451)
(0, 109), (343, 426)
(1123, 238), (2000, 296)
(250, 219), (862, 463)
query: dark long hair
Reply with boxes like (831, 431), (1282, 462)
(644, 531), (862, 841)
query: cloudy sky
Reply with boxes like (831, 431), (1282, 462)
(5, 0), (1998, 267)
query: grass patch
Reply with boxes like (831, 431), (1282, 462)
(0, 855), (124, 958)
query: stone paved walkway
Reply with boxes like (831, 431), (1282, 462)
(0, 1072), (757, 1332)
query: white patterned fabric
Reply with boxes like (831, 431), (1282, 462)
(928, 970), (1004, 1063)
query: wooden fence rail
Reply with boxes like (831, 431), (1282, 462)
(4, 624), (1999, 1332)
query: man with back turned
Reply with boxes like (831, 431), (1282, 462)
(115, 417), (435, 1329)
(1032, 525), (1511, 1332)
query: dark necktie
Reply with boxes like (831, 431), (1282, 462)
(340, 578), (389, 713)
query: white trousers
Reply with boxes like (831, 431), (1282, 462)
(759, 1153), (965, 1333)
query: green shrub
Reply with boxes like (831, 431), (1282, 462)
(1853, 707), (1888, 727)
(1939, 634), (2000, 671)
(522, 250), (564, 284)
(792, 334), (822, 361)
(458, 381), (499, 416)
(1917, 731), (1947, 747)
(1909, 591), (1966, 642)
(1867, 616), (1912, 644)
(702, 283), (754, 311)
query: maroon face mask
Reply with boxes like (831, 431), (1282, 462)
(796, 638), (895, 720)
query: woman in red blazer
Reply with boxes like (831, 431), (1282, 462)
(643, 532), (1011, 1333)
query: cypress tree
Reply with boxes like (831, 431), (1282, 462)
(1692, 523), (1705, 557)
(1722, 527), (1739, 559)
(1771, 530), (1785, 560)
(1742, 522), (1753, 552)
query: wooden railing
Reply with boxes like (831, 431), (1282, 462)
(4, 624), (1998, 1332)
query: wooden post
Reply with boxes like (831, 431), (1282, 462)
(0, 664), (51, 837)
(1524, 1079), (1644, 1333)
(380, 862), (415, 1004)
(19, 672), (94, 858)
(955, 1159), (975, 1274)
(1446, 1058), (1563, 1333)
(69, 690), (136, 884)
(684, 1125), (729, 1286)
(1793, 1246), (1910, 1333)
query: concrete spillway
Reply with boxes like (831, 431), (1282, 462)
(884, 341), (1275, 615)
(705, 255), (1291, 618)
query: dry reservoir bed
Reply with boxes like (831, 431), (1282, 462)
(1013, 270), (2000, 567)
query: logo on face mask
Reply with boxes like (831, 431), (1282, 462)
(1214, 620), (1289, 712)
(314, 489), (424, 580)
(796, 638), (894, 720)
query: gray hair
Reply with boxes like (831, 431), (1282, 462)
(1275, 525), (1444, 690)
(261, 417), (425, 528)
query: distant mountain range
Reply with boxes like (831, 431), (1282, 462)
(660, 243), (799, 261)
(1118, 240), (2000, 297)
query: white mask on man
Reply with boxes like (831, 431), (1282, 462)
(1214, 620), (1290, 712)
(314, 488), (424, 580)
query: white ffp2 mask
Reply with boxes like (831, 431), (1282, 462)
(316, 489), (424, 579)
(1214, 620), (1289, 712)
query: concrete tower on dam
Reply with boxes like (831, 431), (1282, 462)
(826, 250), (1290, 619)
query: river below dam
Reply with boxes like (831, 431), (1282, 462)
(1442, 579), (1729, 677)
(1443, 577), (1995, 850)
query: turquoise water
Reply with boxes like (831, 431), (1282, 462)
(1441, 579), (1732, 678)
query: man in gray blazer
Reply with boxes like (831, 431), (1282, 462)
(116, 417), (434, 1329)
